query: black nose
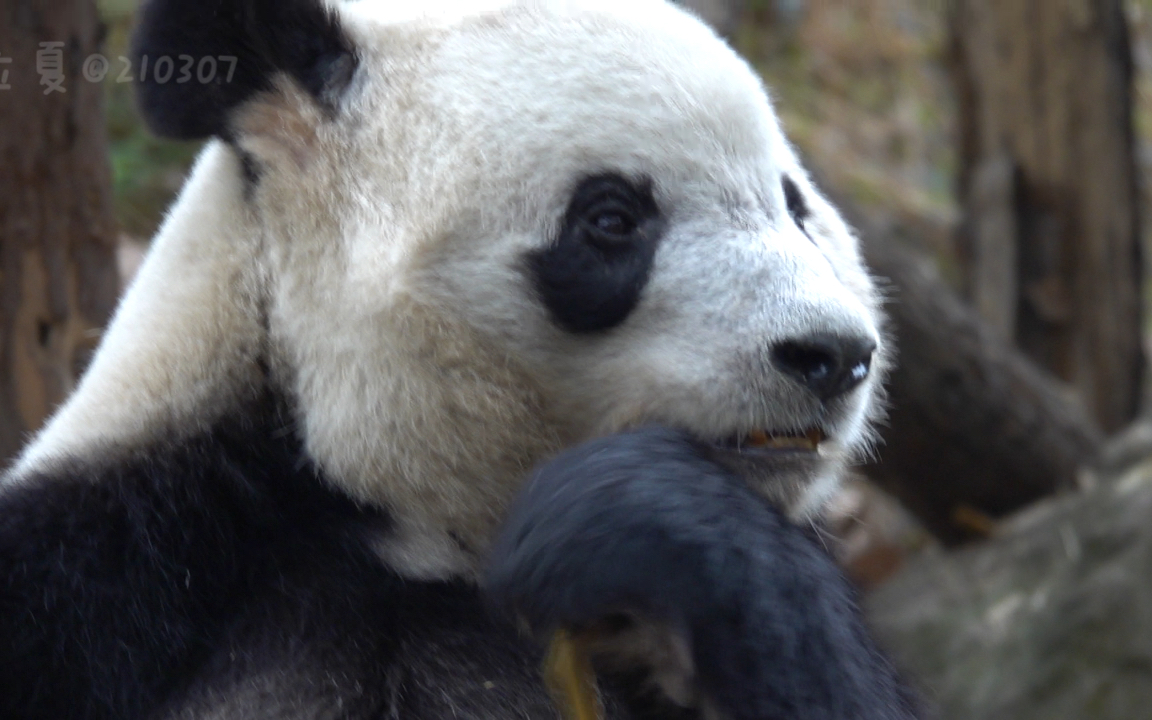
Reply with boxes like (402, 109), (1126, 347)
(771, 334), (877, 401)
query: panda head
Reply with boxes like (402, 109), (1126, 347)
(15, 0), (887, 578)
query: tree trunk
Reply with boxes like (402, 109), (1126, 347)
(862, 221), (1104, 544)
(0, 0), (119, 464)
(950, 0), (1142, 433)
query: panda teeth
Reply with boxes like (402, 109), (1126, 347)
(742, 428), (824, 451)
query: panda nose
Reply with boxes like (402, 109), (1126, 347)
(771, 334), (877, 401)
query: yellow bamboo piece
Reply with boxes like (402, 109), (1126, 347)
(543, 629), (603, 720)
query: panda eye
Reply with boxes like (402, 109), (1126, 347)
(585, 207), (638, 241)
(562, 173), (660, 245)
(568, 176), (655, 249)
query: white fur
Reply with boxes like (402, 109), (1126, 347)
(10, 145), (266, 480)
(11, 0), (887, 579)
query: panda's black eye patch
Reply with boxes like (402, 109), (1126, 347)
(782, 175), (811, 234)
(528, 174), (663, 334)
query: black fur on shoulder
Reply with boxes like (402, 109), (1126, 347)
(0, 403), (672, 719)
(130, 0), (358, 140)
(0, 404), (388, 720)
(486, 427), (921, 720)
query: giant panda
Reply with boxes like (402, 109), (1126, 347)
(0, 1), (918, 718)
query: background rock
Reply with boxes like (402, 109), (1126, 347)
(868, 449), (1152, 720)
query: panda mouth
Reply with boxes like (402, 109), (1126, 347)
(717, 428), (825, 454)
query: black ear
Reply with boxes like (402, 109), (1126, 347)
(131, 0), (358, 140)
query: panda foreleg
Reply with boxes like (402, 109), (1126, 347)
(486, 427), (921, 720)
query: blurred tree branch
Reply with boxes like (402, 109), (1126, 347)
(860, 220), (1103, 544)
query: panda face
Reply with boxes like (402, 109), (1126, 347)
(250, 1), (886, 560)
(16, 0), (886, 578)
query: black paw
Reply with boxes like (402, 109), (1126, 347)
(485, 427), (919, 720)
